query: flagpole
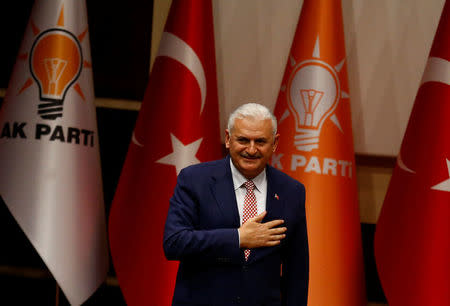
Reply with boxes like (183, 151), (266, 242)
(55, 282), (60, 306)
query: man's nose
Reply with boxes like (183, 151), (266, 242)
(247, 141), (257, 155)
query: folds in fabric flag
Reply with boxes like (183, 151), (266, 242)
(272, 0), (366, 305)
(374, 1), (450, 305)
(0, 0), (109, 305)
(108, 0), (222, 305)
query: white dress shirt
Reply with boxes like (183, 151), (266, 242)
(229, 159), (267, 225)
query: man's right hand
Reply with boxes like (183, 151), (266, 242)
(238, 211), (287, 248)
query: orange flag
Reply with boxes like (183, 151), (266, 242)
(108, 0), (222, 305)
(273, 0), (366, 305)
(374, 1), (450, 305)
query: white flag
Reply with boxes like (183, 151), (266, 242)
(0, 0), (108, 305)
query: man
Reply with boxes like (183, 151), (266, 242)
(164, 103), (309, 306)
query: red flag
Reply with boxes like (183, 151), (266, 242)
(108, 1), (222, 305)
(273, 0), (366, 305)
(374, 1), (450, 305)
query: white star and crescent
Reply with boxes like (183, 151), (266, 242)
(158, 32), (207, 114)
(132, 131), (144, 147)
(431, 159), (450, 192)
(422, 57), (450, 192)
(397, 152), (416, 173)
(156, 134), (203, 175)
(131, 32), (207, 148)
(421, 57), (450, 86)
(397, 56), (449, 179)
(397, 155), (450, 193)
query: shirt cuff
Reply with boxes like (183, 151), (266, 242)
(237, 228), (241, 247)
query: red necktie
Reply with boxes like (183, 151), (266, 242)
(242, 180), (257, 261)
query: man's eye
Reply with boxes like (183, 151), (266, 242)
(255, 139), (267, 144)
(236, 138), (248, 143)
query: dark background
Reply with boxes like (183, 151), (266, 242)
(0, 1), (387, 305)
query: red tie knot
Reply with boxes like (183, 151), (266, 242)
(244, 180), (255, 191)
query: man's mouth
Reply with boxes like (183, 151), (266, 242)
(240, 153), (261, 160)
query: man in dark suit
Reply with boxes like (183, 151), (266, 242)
(164, 103), (309, 306)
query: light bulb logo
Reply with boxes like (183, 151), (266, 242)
(287, 59), (340, 151)
(30, 29), (82, 120)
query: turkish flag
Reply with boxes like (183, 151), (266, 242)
(272, 0), (366, 305)
(108, 1), (222, 305)
(374, 1), (450, 305)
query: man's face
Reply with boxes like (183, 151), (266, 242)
(225, 117), (279, 179)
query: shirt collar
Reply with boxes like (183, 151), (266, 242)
(229, 159), (266, 192)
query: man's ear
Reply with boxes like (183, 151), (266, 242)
(225, 129), (231, 149)
(272, 134), (280, 152)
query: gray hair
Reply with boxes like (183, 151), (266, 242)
(227, 103), (277, 135)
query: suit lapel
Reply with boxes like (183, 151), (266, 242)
(265, 167), (284, 222)
(249, 165), (285, 263)
(211, 157), (240, 228)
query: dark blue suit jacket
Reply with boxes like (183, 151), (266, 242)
(163, 156), (309, 306)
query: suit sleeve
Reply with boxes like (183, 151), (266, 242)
(163, 168), (242, 263)
(281, 183), (309, 306)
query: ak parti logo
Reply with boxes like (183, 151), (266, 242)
(1, 5), (95, 148)
(17, 6), (90, 120)
(274, 35), (354, 179)
(286, 58), (341, 152)
(30, 29), (82, 119)
(282, 38), (348, 152)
